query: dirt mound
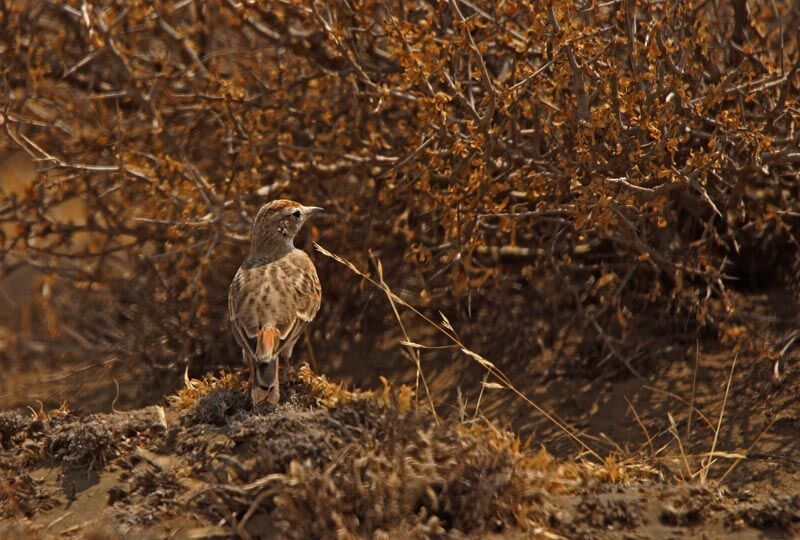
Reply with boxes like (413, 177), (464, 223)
(0, 367), (797, 539)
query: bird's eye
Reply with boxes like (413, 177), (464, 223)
(292, 209), (301, 219)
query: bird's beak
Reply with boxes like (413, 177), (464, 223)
(303, 206), (324, 216)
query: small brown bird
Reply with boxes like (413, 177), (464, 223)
(228, 199), (323, 405)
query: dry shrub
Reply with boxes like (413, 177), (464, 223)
(168, 370), (245, 410)
(46, 418), (118, 467)
(0, 410), (26, 448)
(0, 405), (166, 474)
(188, 371), (578, 538)
(1, 0), (800, 398)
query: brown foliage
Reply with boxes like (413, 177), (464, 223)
(1, 1), (800, 393)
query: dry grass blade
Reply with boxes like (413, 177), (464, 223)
(625, 396), (655, 457)
(370, 252), (439, 424)
(666, 412), (693, 480)
(719, 416), (778, 484)
(315, 242), (602, 462)
(644, 385), (716, 432)
(700, 353), (738, 484)
(687, 341), (700, 439)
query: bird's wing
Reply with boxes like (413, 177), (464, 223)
(288, 249), (322, 323)
(228, 250), (321, 360)
(228, 268), (257, 360)
(272, 250), (322, 358)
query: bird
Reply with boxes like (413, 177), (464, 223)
(228, 199), (323, 405)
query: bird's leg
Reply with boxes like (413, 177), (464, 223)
(282, 341), (297, 375)
(242, 347), (266, 406)
(251, 357), (279, 405)
(252, 362), (278, 405)
(269, 357), (280, 403)
(242, 349), (253, 390)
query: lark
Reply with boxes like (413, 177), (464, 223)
(228, 200), (323, 405)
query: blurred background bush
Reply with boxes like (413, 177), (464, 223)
(1, 0), (799, 414)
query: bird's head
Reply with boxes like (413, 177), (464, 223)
(250, 199), (323, 257)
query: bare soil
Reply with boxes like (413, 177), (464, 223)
(2, 345), (800, 539)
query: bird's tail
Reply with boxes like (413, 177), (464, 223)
(252, 327), (280, 404)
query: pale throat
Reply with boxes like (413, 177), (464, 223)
(249, 228), (296, 262)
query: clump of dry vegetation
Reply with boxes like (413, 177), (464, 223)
(2, 367), (799, 539)
(2, 0), (799, 397)
(197, 402), (551, 536)
(0, 368), (596, 538)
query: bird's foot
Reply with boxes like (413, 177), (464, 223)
(251, 383), (279, 408)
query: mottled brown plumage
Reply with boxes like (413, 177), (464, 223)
(228, 199), (322, 405)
